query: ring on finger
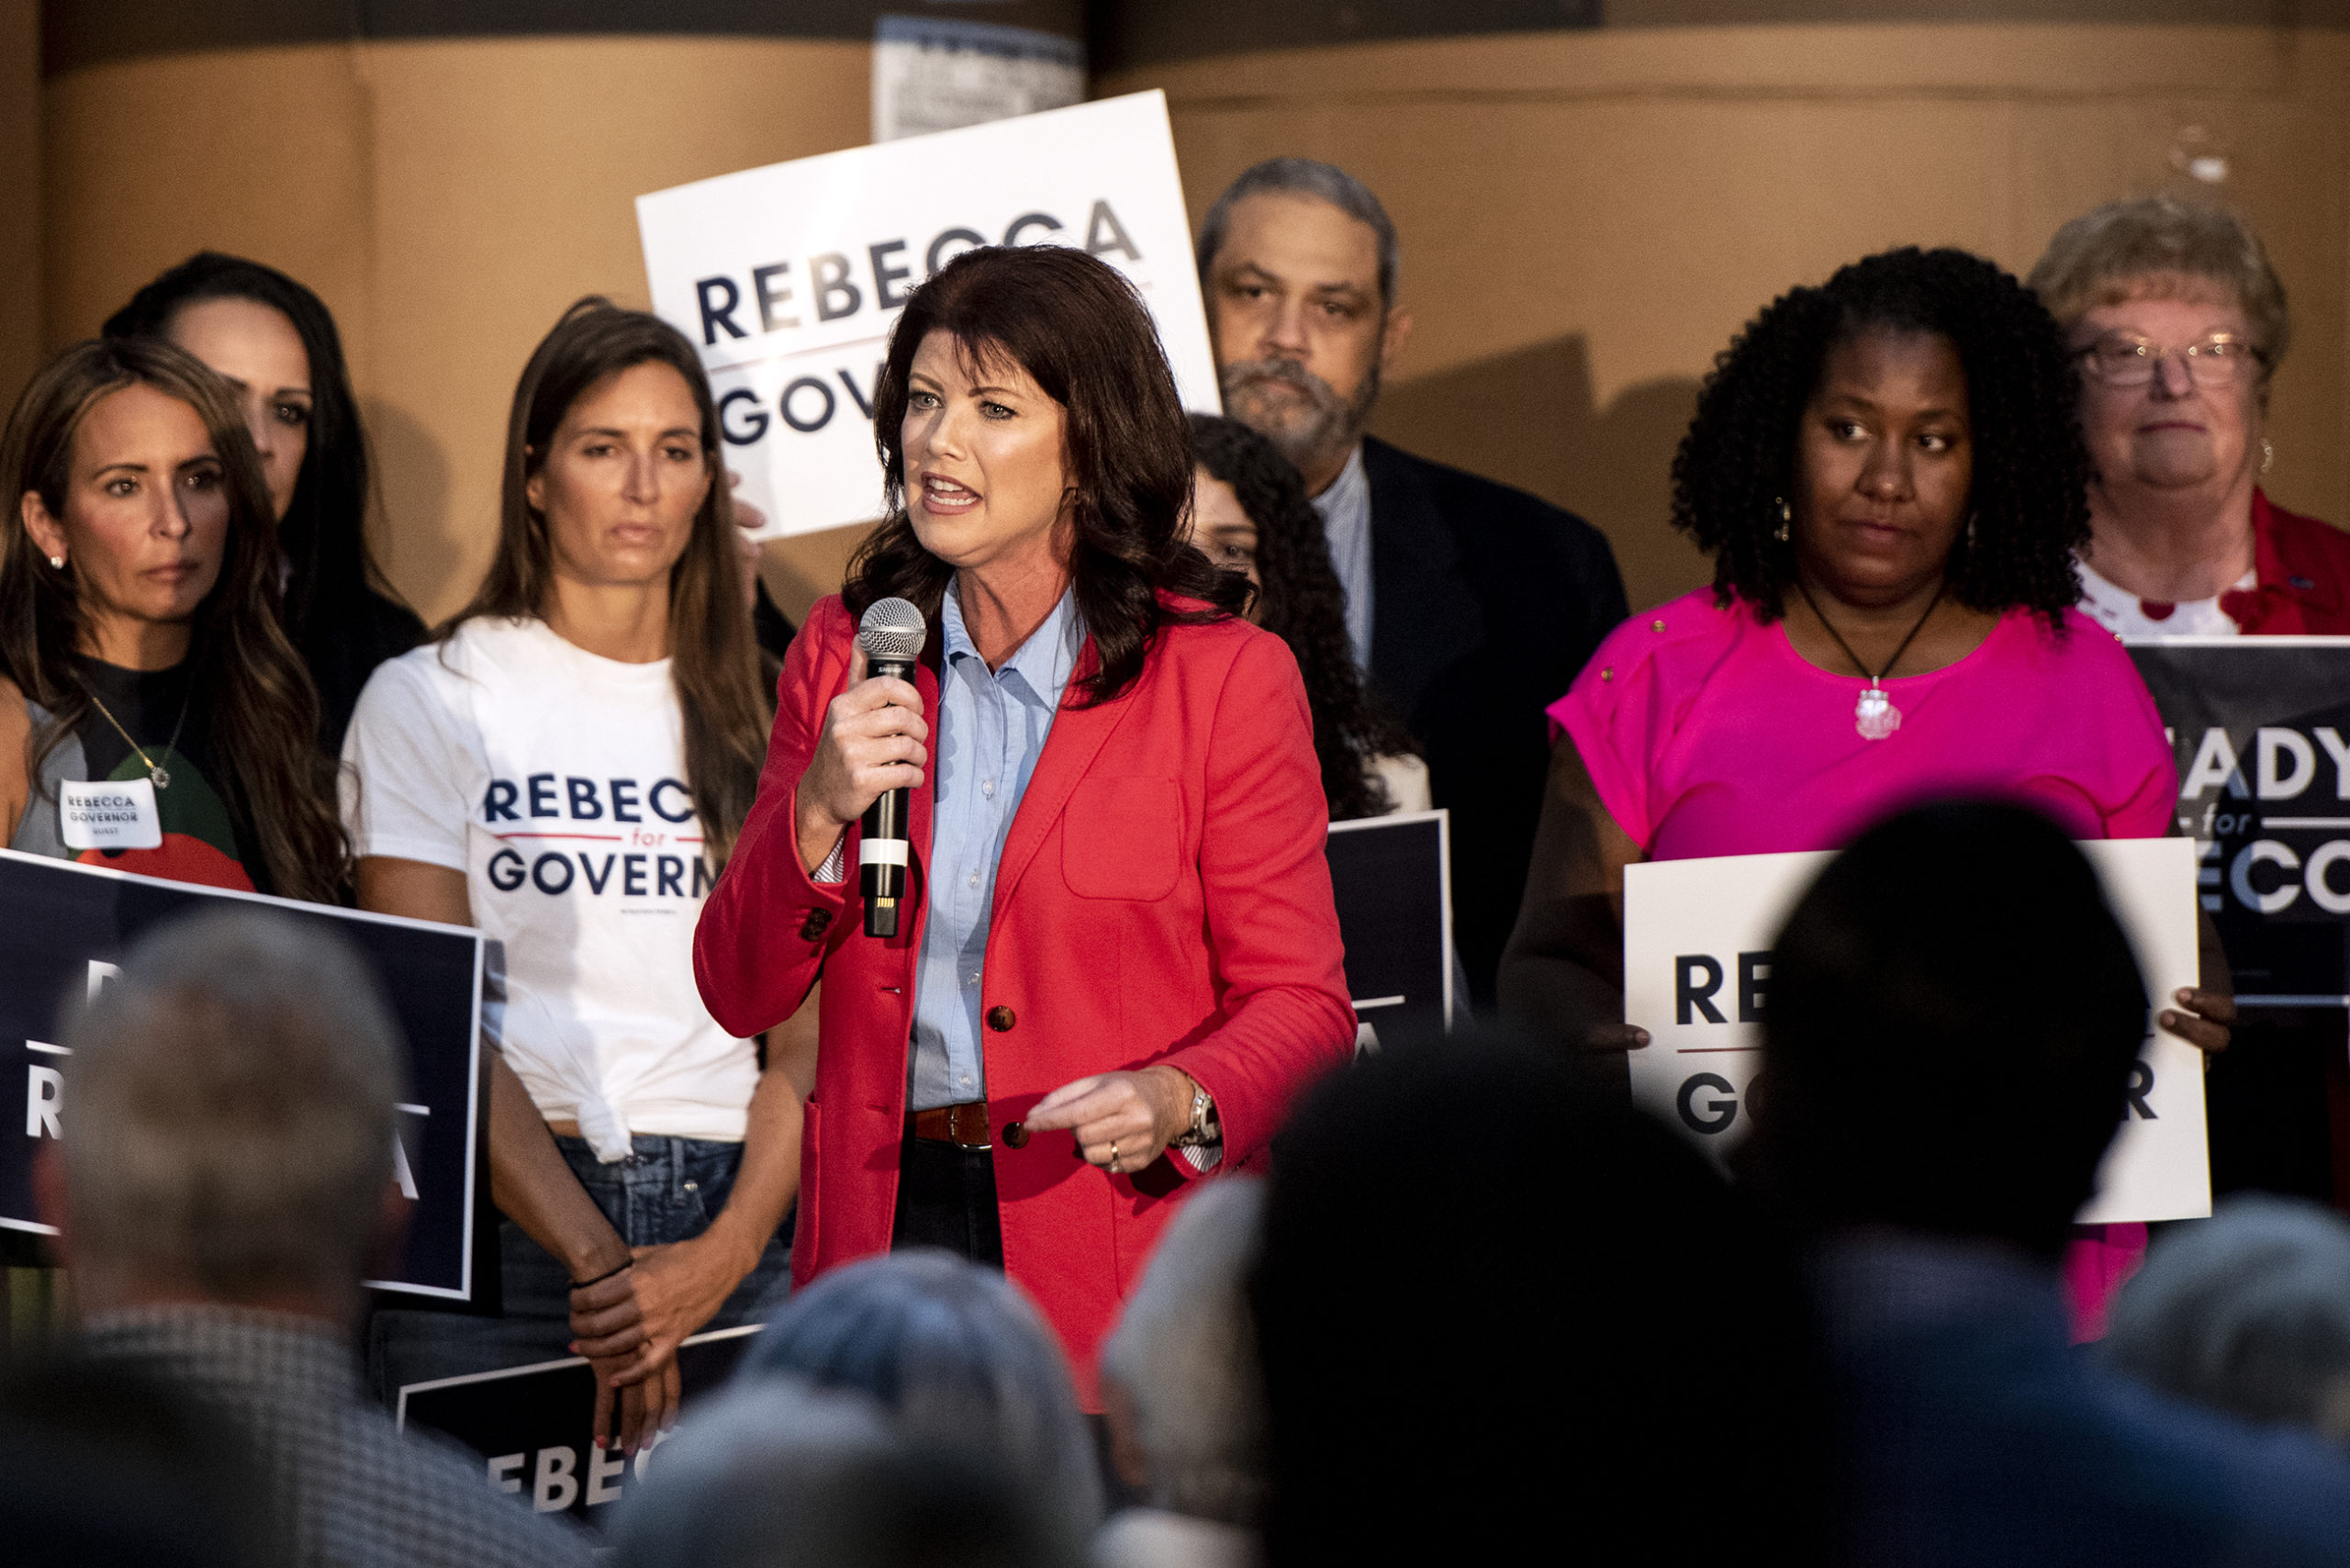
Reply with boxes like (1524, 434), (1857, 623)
(1108, 1138), (1120, 1171)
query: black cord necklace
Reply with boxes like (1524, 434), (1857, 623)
(1795, 577), (1945, 741)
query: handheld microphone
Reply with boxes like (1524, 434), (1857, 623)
(856, 597), (926, 937)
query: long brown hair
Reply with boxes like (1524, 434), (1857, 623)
(845, 245), (1248, 706)
(0, 337), (349, 901)
(453, 297), (767, 860)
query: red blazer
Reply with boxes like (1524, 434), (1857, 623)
(694, 593), (1355, 1404)
(2219, 489), (2350, 634)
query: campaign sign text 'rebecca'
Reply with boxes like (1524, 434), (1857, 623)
(0, 848), (488, 1301)
(1622, 838), (2209, 1226)
(399, 1326), (757, 1528)
(635, 90), (1218, 542)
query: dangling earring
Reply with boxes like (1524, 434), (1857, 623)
(47, 555), (62, 569)
(1965, 513), (1978, 552)
(2262, 438), (2276, 475)
(1773, 497), (1792, 544)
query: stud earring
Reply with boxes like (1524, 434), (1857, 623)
(47, 555), (62, 569)
(2262, 438), (2276, 475)
(1773, 497), (1792, 543)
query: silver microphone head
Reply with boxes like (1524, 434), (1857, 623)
(856, 597), (926, 663)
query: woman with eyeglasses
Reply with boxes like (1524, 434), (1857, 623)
(2029, 196), (2350, 634)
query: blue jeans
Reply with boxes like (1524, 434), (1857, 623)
(366, 1133), (792, 1409)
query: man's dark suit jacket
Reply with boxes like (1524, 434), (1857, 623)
(1360, 435), (1628, 1008)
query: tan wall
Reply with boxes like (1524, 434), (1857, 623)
(1105, 22), (2350, 614)
(38, 24), (2350, 625)
(42, 36), (878, 625)
(0, 0), (40, 413)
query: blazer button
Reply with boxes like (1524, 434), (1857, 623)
(800, 909), (832, 941)
(987, 1004), (1016, 1032)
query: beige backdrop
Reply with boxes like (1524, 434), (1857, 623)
(26, 21), (2350, 624)
(1110, 22), (2350, 613)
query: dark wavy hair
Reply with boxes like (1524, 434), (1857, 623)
(1673, 246), (2088, 625)
(104, 252), (417, 666)
(0, 338), (349, 901)
(1190, 414), (1416, 820)
(845, 246), (1248, 705)
(452, 297), (767, 860)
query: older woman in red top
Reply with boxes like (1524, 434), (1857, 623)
(2030, 196), (2350, 634)
(693, 245), (1353, 1402)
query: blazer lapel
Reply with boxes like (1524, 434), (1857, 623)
(1362, 437), (1481, 722)
(988, 635), (1141, 921)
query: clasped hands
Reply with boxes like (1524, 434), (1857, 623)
(566, 1226), (763, 1454)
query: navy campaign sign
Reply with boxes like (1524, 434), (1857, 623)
(0, 848), (488, 1302)
(397, 1325), (760, 1528)
(2129, 636), (2350, 1003)
(1326, 810), (1452, 1047)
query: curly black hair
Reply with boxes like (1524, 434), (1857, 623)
(1672, 246), (2089, 625)
(1190, 414), (1420, 821)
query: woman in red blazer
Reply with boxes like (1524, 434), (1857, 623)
(693, 245), (1355, 1402)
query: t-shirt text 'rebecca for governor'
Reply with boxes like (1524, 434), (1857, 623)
(340, 616), (757, 1157)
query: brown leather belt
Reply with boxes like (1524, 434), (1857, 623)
(908, 1101), (991, 1148)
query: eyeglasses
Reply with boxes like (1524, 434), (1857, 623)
(2075, 331), (2263, 388)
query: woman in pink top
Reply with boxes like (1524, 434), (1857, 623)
(1500, 248), (2232, 1330)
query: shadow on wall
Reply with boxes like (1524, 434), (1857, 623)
(1370, 334), (1708, 618)
(364, 398), (457, 622)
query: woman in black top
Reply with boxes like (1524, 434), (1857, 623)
(0, 336), (344, 900)
(106, 252), (424, 752)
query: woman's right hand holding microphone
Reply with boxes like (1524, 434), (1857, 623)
(795, 644), (928, 876)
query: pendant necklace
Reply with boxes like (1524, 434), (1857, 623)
(84, 683), (192, 790)
(1796, 577), (1944, 742)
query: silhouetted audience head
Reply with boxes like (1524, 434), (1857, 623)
(43, 908), (407, 1316)
(2105, 1196), (2350, 1439)
(1254, 1031), (1823, 1565)
(1751, 799), (2148, 1262)
(610, 1377), (1069, 1568)
(1099, 1176), (1269, 1528)
(734, 1249), (1102, 1547)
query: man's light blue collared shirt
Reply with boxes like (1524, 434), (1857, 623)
(1312, 442), (1375, 672)
(907, 581), (1082, 1111)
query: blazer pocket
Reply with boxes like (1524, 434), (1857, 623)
(1062, 776), (1182, 901)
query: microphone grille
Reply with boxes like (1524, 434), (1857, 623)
(856, 596), (927, 662)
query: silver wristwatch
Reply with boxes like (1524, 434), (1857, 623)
(1171, 1080), (1222, 1148)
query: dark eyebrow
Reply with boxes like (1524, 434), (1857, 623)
(91, 462), (151, 476)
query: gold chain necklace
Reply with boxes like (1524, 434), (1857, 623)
(84, 684), (192, 790)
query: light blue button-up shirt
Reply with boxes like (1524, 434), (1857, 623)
(907, 581), (1083, 1111)
(1312, 442), (1374, 671)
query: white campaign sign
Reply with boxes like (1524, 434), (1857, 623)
(1623, 838), (2210, 1225)
(635, 91), (1218, 542)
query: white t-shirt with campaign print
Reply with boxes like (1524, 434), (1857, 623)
(341, 617), (756, 1159)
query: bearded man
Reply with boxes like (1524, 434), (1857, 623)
(1196, 159), (1628, 1006)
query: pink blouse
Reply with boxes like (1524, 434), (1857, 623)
(1550, 588), (2176, 858)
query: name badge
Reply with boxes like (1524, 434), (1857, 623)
(60, 778), (163, 851)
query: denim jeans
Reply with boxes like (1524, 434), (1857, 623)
(366, 1133), (792, 1409)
